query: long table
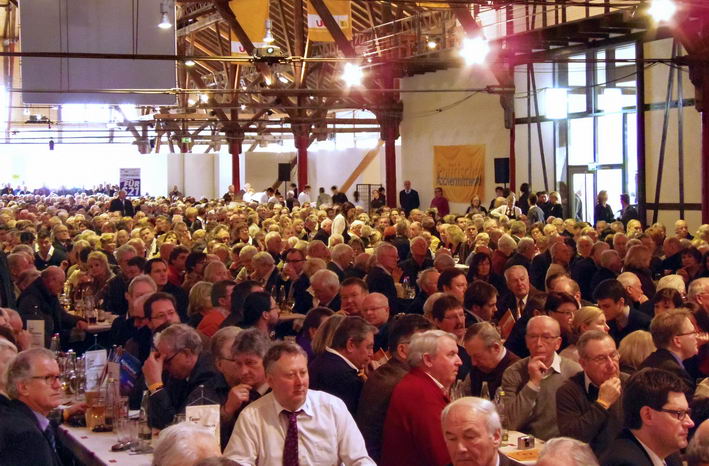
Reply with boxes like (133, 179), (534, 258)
(58, 424), (152, 466)
(500, 430), (545, 465)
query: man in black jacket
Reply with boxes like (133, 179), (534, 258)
(0, 250), (15, 309)
(17, 267), (87, 347)
(365, 243), (401, 314)
(594, 279), (650, 345)
(108, 189), (135, 217)
(281, 248), (312, 314)
(601, 368), (689, 466)
(142, 323), (216, 429)
(398, 180), (420, 217)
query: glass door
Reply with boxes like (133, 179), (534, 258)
(568, 168), (595, 224)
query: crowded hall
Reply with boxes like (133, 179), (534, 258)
(3, 1), (709, 466)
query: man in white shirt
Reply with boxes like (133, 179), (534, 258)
(223, 342), (374, 466)
(297, 185), (312, 205)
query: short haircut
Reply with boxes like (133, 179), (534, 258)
(168, 245), (189, 264)
(151, 422), (218, 466)
(127, 274), (157, 296)
(115, 244), (137, 262)
(211, 279), (236, 307)
(231, 328), (271, 359)
(126, 256), (147, 270)
(143, 292), (176, 320)
(144, 257), (167, 274)
(210, 326), (242, 360)
(340, 276), (368, 292)
(537, 437), (599, 466)
(185, 252), (208, 273)
(440, 396), (501, 434)
(688, 278), (709, 303)
(463, 321), (502, 346)
(593, 279), (627, 303)
(311, 269), (340, 292)
(437, 268), (466, 291)
(330, 316), (377, 350)
(387, 314), (434, 354)
(464, 280), (497, 309)
(577, 330), (614, 360)
(431, 294), (462, 322)
(544, 291), (578, 313)
(407, 329), (457, 368)
(301, 307), (335, 336)
(241, 291), (273, 327)
(155, 323), (203, 355)
(650, 288), (684, 309)
(686, 422), (709, 466)
(650, 309), (692, 349)
(6, 348), (55, 399)
(263, 341), (308, 374)
(623, 368), (688, 429)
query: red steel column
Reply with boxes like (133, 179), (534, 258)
(228, 130), (243, 192)
(382, 122), (397, 208)
(703, 70), (709, 223)
(295, 127), (309, 190)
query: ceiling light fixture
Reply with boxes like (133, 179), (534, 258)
(342, 63), (363, 87)
(460, 36), (490, 65)
(185, 59), (196, 67)
(158, 1), (172, 29)
(263, 19), (275, 44)
(648, 0), (676, 22)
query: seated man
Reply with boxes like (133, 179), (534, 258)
(556, 330), (628, 457)
(501, 315), (581, 440)
(142, 323), (216, 429)
(537, 437), (599, 466)
(340, 277), (368, 317)
(640, 309), (698, 392)
(407, 268), (439, 315)
(309, 316), (376, 415)
(463, 280), (499, 324)
(361, 292), (391, 352)
(594, 278), (650, 344)
(1, 348), (67, 465)
(151, 422), (221, 466)
(357, 314), (433, 462)
(281, 247), (312, 314)
(310, 269), (341, 310)
(601, 368), (692, 466)
(125, 291), (181, 363)
(431, 294), (472, 380)
(110, 274), (157, 347)
(381, 329), (462, 466)
(365, 243), (400, 313)
(463, 322), (520, 398)
(223, 342), (373, 465)
(441, 397), (525, 466)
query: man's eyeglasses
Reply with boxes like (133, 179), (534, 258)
(551, 309), (574, 317)
(677, 330), (698, 337)
(587, 351), (620, 364)
(525, 334), (560, 342)
(32, 374), (61, 385)
(163, 351), (181, 367)
(658, 408), (692, 421)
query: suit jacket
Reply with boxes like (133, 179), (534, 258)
(108, 197), (135, 217)
(640, 348), (696, 392)
(399, 256), (434, 293)
(608, 308), (650, 344)
(380, 368), (451, 466)
(571, 256), (598, 302)
(399, 189), (420, 214)
(530, 251), (552, 291)
(0, 251), (15, 309)
(102, 273), (130, 316)
(285, 273), (312, 314)
(18, 277), (80, 347)
(503, 253), (531, 274)
(464, 349), (520, 398)
(34, 248), (67, 270)
(356, 357), (410, 462)
(0, 399), (63, 466)
(309, 350), (363, 415)
(327, 261), (346, 282)
(590, 268), (618, 296)
(365, 266), (399, 314)
(161, 282), (189, 322)
(312, 228), (330, 244)
(390, 236), (410, 265)
(495, 288), (543, 323)
(148, 353), (217, 429)
(556, 371), (629, 457)
(601, 429), (682, 466)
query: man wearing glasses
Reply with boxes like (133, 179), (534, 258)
(640, 309), (698, 392)
(601, 368), (691, 466)
(556, 330), (628, 457)
(2, 348), (67, 465)
(501, 315), (581, 440)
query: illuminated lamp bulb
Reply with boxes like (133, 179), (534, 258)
(342, 63), (363, 87)
(544, 88), (568, 119)
(648, 0), (676, 22)
(158, 12), (171, 29)
(460, 37), (490, 65)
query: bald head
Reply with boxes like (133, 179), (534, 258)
(361, 292), (390, 327)
(41, 266), (65, 296)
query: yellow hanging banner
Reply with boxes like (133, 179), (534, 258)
(417, 2), (450, 7)
(433, 145), (486, 203)
(229, 0), (270, 55)
(307, 0), (352, 42)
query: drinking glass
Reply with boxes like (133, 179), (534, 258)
(85, 394), (106, 430)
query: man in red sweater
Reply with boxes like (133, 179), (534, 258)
(380, 329), (462, 466)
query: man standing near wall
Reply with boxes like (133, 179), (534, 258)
(399, 180), (420, 217)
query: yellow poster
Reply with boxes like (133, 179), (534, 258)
(307, 0), (352, 42)
(229, 0), (270, 55)
(433, 145), (485, 203)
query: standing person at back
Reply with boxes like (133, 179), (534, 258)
(399, 180), (420, 217)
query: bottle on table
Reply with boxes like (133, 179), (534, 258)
(138, 390), (152, 447)
(494, 386), (508, 442)
(480, 381), (490, 400)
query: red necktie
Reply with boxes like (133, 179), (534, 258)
(283, 410), (302, 466)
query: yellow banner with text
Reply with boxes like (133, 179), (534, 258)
(433, 144), (485, 203)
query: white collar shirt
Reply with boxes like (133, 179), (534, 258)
(632, 432), (667, 466)
(325, 346), (359, 372)
(223, 390), (374, 466)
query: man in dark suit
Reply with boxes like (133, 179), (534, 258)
(571, 235), (598, 302)
(312, 219), (332, 244)
(640, 309), (698, 393)
(328, 244), (355, 282)
(398, 180), (420, 217)
(281, 248), (312, 314)
(594, 279), (650, 344)
(503, 237), (535, 274)
(557, 331), (628, 458)
(1, 348), (67, 466)
(590, 250), (622, 296)
(0, 250), (15, 309)
(601, 368), (689, 466)
(661, 237), (683, 274)
(496, 265), (542, 322)
(142, 324), (217, 429)
(356, 314), (433, 462)
(618, 193), (639, 227)
(309, 316), (376, 415)
(108, 189), (135, 217)
(310, 269), (341, 311)
(365, 243), (400, 314)
(398, 237), (433, 292)
(441, 396), (524, 466)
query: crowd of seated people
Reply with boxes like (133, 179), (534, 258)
(2, 184), (709, 465)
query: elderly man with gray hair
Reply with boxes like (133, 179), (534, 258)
(688, 277), (709, 314)
(151, 422), (221, 466)
(310, 269), (341, 310)
(504, 236), (536, 273)
(250, 251), (279, 294)
(536, 437), (599, 466)
(380, 329), (462, 466)
(441, 396), (524, 466)
(142, 323), (217, 429)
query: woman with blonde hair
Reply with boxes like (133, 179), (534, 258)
(618, 330), (656, 375)
(187, 281), (214, 328)
(594, 190), (615, 225)
(444, 224), (465, 258)
(311, 313), (346, 355)
(559, 306), (609, 362)
(623, 245), (656, 298)
(548, 191), (563, 219)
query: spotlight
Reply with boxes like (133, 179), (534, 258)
(342, 63), (363, 87)
(263, 19), (275, 44)
(199, 94), (209, 103)
(544, 88), (568, 119)
(185, 59), (196, 67)
(648, 0), (676, 22)
(278, 75), (289, 84)
(158, 12), (171, 29)
(240, 104), (246, 110)
(460, 37), (490, 65)
(427, 40), (438, 50)
(188, 98), (196, 106)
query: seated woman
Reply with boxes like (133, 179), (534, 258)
(618, 330), (655, 375)
(465, 252), (506, 294)
(296, 307), (335, 361)
(559, 306), (609, 362)
(186, 281), (213, 328)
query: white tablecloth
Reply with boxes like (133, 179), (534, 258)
(499, 430), (545, 465)
(58, 424), (152, 466)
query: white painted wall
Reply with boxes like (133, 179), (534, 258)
(400, 66), (510, 214)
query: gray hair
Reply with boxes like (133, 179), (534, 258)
(433, 253), (455, 270)
(331, 243), (353, 263)
(155, 324), (203, 356)
(617, 271), (641, 289)
(6, 348), (55, 400)
(537, 437), (599, 466)
(440, 396), (501, 434)
(252, 251), (275, 268)
(231, 328), (271, 359)
(417, 267), (439, 289)
(407, 329), (457, 368)
(210, 326), (242, 360)
(517, 237), (535, 255)
(310, 269), (340, 292)
(263, 341), (308, 374)
(688, 278), (709, 303)
(686, 421), (709, 466)
(497, 234), (516, 253)
(151, 422), (219, 466)
(463, 322), (502, 347)
(577, 330), (614, 360)
(375, 242), (397, 260)
(657, 274), (686, 295)
(115, 244), (137, 262)
(0, 339), (18, 394)
(504, 264), (528, 281)
(238, 245), (258, 260)
(127, 274), (157, 296)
